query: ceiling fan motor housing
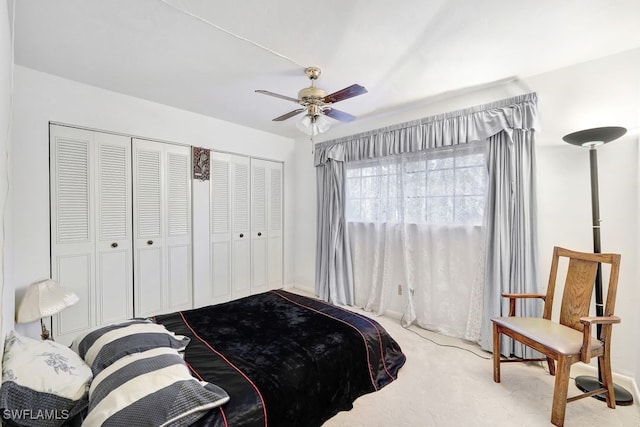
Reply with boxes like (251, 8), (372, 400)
(298, 87), (327, 105)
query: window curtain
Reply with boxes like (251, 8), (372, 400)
(315, 145), (354, 305)
(481, 129), (540, 356)
(345, 145), (487, 340)
(314, 93), (539, 354)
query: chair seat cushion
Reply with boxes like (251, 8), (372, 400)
(492, 317), (602, 355)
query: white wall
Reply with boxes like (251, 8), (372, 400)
(0, 0), (14, 339)
(10, 65), (296, 336)
(293, 48), (640, 391)
(291, 141), (317, 293)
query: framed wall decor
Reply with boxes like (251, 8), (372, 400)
(193, 146), (210, 181)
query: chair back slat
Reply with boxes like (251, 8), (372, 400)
(559, 258), (598, 331)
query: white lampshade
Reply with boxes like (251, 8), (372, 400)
(16, 279), (80, 323)
(296, 114), (331, 136)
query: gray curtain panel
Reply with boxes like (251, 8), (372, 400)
(314, 94), (540, 342)
(480, 130), (540, 357)
(315, 157), (355, 305)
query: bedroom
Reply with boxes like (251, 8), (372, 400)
(1, 1), (640, 426)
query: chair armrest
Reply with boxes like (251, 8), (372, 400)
(579, 316), (621, 363)
(501, 293), (546, 316)
(579, 315), (621, 326)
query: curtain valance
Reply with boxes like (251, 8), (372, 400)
(314, 92), (539, 165)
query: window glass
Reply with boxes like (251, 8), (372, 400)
(345, 143), (487, 225)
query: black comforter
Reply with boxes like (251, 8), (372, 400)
(154, 290), (405, 427)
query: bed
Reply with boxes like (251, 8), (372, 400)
(156, 290), (406, 426)
(0, 290), (405, 427)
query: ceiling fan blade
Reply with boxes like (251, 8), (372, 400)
(323, 108), (357, 122)
(323, 84), (367, 104)
(273, 108), (306, 121)
(255, 90), (300, 104)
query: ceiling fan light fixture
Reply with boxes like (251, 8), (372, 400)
(315, 114), (332, 134)
(297, 113), (331, 136)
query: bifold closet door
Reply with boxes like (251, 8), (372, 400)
(210, 152), (251, 301)
(250, 158), (283, 294)
(50, 125), (133, 343)
(132, 139), (192, 318)
(265, 160), (283, 290)
(230, 155), (251, 299)
(209, 152), (231, 304)
(209, 154), (283, 302)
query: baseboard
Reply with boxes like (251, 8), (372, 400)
(570, 363), (639, 404)
(286, 282), (315, 296)
(382, 309), (403, 320)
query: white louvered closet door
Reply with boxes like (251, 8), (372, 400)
(209, 152), (233, 304)
(231, 155), (251, 299)
(133, 139), (192, 318)
(95, 133), (133, 324)
(250, 159), (283, 294)
(209, 154), (283, 303)
(164, 143), (192, 312)
(266, 161), (283, 290)
(250, 159), (268, 294)
(50, 125), (132, 344)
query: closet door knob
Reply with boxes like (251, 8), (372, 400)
(257, 232), (262, 237)
(239, 233), (244, 238)
(147, 240), (153, 245)
(111, 242), (118, 248)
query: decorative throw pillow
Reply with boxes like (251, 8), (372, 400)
(0, 330), (93, 427)
(84, 347), (230, 427)
(70, 319), (190, 374)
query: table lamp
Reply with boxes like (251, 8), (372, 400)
(15, 279), (79, 340)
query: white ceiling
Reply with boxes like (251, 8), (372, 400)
(12, 0), (640, 139)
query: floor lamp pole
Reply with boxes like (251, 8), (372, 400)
(588, 147), (604, 383)
(588, 147), (603, 335)
(563, 126), (633, 406)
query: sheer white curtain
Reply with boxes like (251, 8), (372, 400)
(346, 145), (486, 339)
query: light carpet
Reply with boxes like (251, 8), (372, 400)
(322, 307), (640, 427)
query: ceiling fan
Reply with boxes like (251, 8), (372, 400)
(255, 66), (367, 135)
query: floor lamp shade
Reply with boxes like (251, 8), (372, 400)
(562, 126), (626, 147)
(562, 125), (633, 406)
(16, 279), (79, 337)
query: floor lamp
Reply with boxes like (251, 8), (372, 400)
(562, 126), (633, 405)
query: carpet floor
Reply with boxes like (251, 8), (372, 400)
(322, 306), (640, 427)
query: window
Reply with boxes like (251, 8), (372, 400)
(345, 144), (487, 225)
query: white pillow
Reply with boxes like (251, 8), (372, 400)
(0, 330), (92, 427)
(84, 347), (229, 427)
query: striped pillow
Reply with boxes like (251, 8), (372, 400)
(84, 347), (229, 427)
(71, 319), (190, 374)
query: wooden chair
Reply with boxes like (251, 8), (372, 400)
(491, 246), (622, 427)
